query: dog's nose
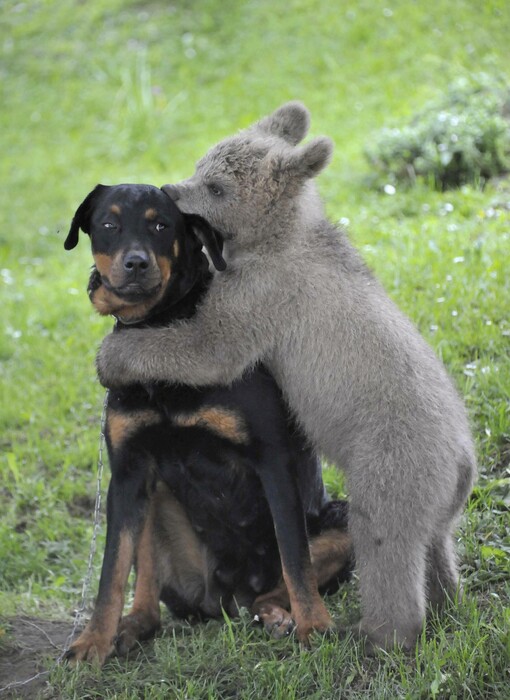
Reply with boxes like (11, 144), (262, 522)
(162, 184), (180, 201)
(123, 250), (149, 272)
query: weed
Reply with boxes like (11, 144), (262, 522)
(365, 73), (510, 190)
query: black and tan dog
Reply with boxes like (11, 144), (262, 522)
(64, 184), (352, 665)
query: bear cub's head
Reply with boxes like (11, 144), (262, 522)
(163, 102), (333, 251)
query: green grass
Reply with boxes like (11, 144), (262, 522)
(1, 0), (509, 697)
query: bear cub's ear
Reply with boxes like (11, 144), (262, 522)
(295, 137), (334, 179)
(267, 137), (334, 185)
(253, 101), (310, 146)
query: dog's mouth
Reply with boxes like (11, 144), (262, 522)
(88, 268), (169, 323)
(102, 278), (162, 303)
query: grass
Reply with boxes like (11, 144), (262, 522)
(1, 0), (509, 697)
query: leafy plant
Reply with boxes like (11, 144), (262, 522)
(365, 74), (510, 190)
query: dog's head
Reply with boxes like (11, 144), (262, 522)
(65, 184), (225, 324)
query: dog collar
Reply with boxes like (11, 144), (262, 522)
(111, 314), (141, 326)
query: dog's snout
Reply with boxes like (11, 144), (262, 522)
(162, 184), (180, 201)
(123, 250), (150, 272)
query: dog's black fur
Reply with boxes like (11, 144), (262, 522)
(64, 184), (352, 664)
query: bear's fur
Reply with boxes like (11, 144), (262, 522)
(97, 102), (476, 651)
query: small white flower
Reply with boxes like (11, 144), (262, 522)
(1, 269), (14, 284)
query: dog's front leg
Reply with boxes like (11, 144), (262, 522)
(115, 495), (161, 656)
(66, 453), (151, 666)
(252, 456), (333, 645)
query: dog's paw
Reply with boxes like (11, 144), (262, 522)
(115, 620), (140, 657)
(65, 630), (115, 667)
(294, 614), (335, 647)
(254, 604), (295, 639)
(115, 612), (160, 656)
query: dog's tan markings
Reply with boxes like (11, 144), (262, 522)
(156, 255), (172, 285)
(92, 291), (164, 322)
(173, 407), (248, 444)
(90, 250), (168, 320)
(310, 529), (353, 585)
(110, 204), (121, 216)
(154, 484), (205, 577)
(96, 255), (172, 323)
(93, 252), (113, 277)
(89, 284), (121, 315)
(149, 485), (218, 613)
(90, 283), (152, 320)
(99, 528), (134, 620)
(107, 409), (161, 450)
(173, 240), (180, 258)
(278, 562), (333, 644)
(131, 505), (160, 619)
(144, 207), (157, 220)
(117, 502), (161, 654)
(252, 578), (293, 638)
(67, 530), (134, 665)
(253, 531), (347, 644)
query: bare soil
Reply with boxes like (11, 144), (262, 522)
(0, 616), (72, 699)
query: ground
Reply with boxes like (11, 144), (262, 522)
(0, 617), (71, 698)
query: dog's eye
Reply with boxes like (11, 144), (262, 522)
(103, 222), (117, 230)
(155, 223), (166, 232)
(207, 183), (223, 197)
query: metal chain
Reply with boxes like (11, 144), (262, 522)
(59, 387), (109, 659)
(0, 389), (109, 696)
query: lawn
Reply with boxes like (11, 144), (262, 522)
(1, 0), (509, 697)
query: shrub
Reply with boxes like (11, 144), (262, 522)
(365, 74), (510, 190)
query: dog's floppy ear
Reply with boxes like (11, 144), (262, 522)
(65, 184), (109, 250)
(183, 213), (227, 271)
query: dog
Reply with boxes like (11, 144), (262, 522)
(95, 104), (477, 652)
(64, 183), (352, 665)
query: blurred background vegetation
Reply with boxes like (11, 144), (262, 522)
(2, 0), (509, 247)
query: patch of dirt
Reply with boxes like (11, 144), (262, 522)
(0, 616), (74, 699)
(66, 493), (96, 518)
